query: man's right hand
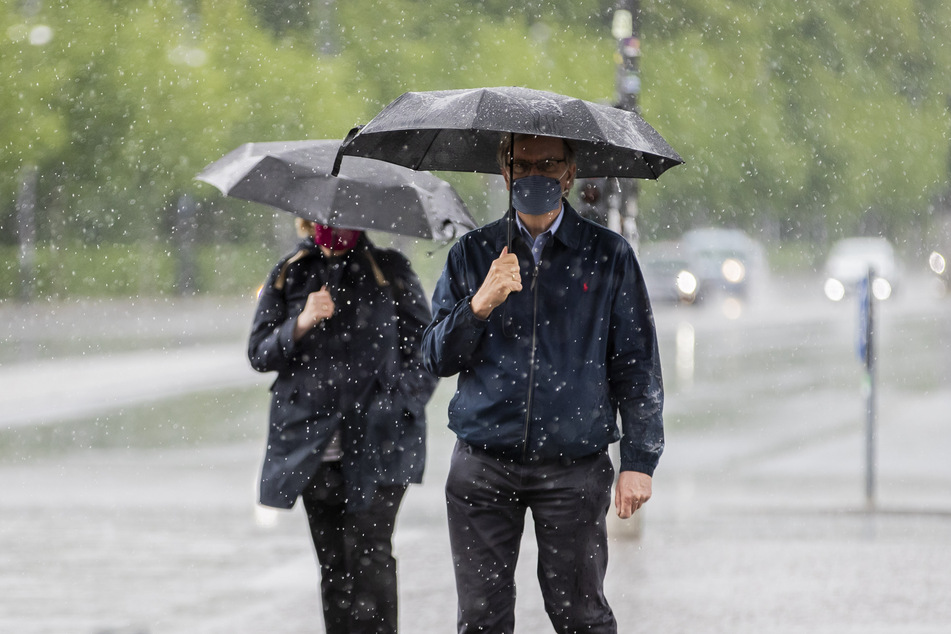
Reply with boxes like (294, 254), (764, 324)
(470, 246), (522, 320)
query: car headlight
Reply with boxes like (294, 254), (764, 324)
(872, 277), (892, 300)
(824, 278), (846, 301)
(676, 270), (698, 298)
(930, 251), (946, 276)
(721, 258), (746, 284)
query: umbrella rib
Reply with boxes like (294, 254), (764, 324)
(415, 129), (443, 172)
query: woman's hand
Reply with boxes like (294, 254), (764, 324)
(293, 285), (334, 340)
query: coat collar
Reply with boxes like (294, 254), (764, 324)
(492, 200), (586, 252)
(275, 235), (381, 291)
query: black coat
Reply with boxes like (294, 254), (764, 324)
(248, 236), (437, 510)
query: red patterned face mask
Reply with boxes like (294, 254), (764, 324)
(313, 224), (362, 251)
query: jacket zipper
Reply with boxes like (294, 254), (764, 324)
(521, 262), (541, 461)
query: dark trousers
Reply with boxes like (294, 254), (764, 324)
(301, 462), (407, 634)
(445, 440), (618, 634)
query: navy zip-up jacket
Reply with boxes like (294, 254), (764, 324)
(422, 202), (664, 475)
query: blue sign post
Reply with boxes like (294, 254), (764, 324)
(857, 269), (876, 509)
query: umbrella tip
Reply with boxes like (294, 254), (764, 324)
(332, 125), (364, 177)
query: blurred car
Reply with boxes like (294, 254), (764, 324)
(681, 227), (767, 299)
(927, 217), (951, 294)
(822, 236), (900, 301)
(638, 241), (700, 304)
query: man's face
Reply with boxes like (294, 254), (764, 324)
(503, 135), (576, 195)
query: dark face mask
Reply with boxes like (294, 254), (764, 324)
(511, 175), (565, 215)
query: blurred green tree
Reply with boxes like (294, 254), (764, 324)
(2, 0), (950, 298)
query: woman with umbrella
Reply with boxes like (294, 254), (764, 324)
(247, 216), (436, 633)
(198, 139), (473, 633)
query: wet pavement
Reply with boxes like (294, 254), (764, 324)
(2, 281), (950, 633)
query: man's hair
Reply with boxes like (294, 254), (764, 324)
(496, 133), (577, 172)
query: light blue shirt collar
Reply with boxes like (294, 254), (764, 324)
(515, 205), (564, 265)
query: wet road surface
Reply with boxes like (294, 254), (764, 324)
(2, 276), (950, 633)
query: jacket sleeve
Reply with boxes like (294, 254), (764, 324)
(247, 263), (300, 374)
(608, 245), (665, 476)
(421, 243), (488, 378)
(386, 252), (439, 408)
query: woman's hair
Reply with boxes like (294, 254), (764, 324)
(295, 217), (315, 238)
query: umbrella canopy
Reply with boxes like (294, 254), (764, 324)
(334, 86), (684, 179)
(196, 139), (477, 241)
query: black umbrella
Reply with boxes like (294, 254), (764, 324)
(196, 139), (477, 241)
(332, 86), (684, 179)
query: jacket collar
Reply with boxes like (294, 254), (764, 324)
(492, 200), (585, 252)
(277, 234), (385, 291)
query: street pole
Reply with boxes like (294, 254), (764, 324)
(608, 2), (646, 540)
(613, 0), (641, 249)
(859, 268), (876, 509)
(16, 165), (38, 303)
(175, 193), (198, 295)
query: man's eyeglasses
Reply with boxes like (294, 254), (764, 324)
(507, 158), (567, 178)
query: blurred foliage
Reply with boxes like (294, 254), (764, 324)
(0, 242), (273, 299)
(2, 0), (951, 299)
(642, 0), (951, 242)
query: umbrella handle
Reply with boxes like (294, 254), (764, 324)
(332, 125), (364, 177)
(507, 132), (515, 251)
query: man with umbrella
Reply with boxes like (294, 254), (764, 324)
(336, 86), (679, 632)
(422, 132), (665, 634)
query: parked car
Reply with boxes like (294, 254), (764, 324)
(681, 227), (767, 299)
(638, 241), (700, 304)
(822, 236), (901, 301)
